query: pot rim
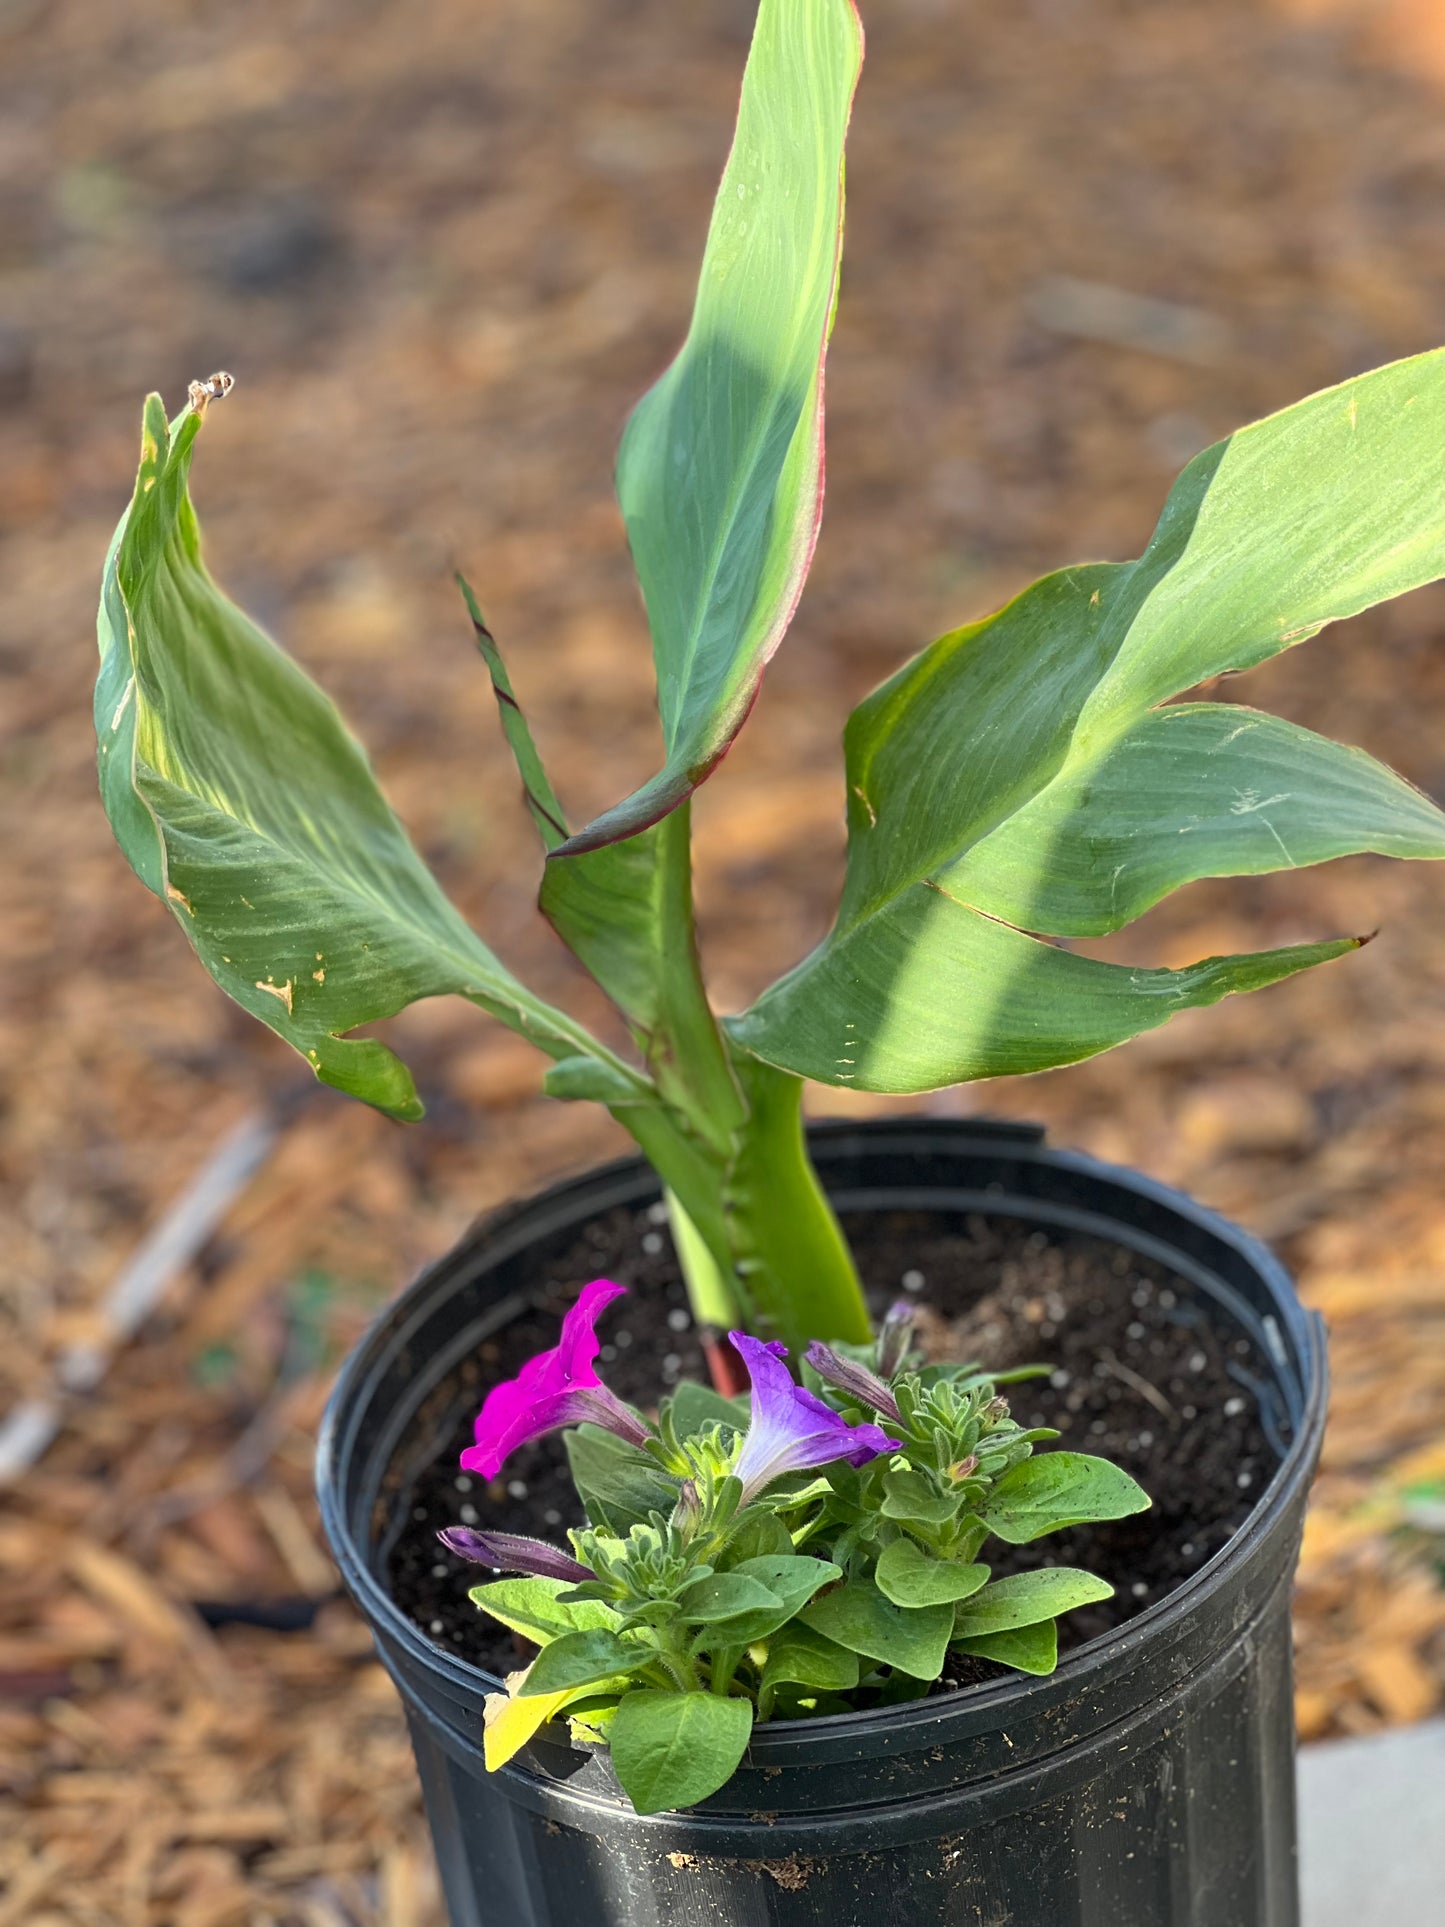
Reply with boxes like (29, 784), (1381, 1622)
(316, 1119), (1327, 1757)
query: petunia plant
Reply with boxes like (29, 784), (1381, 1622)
(440, 1284), (1148, 1815)
(96, 0), (1445, 1359)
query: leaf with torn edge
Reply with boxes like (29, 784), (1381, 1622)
(95, 395), (622, 1120)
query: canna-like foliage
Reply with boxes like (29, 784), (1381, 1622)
(96, 1), (1445, 1351)
(447, 1286), (1147, 1815)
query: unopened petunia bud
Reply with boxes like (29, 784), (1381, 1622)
(877, 1300), (917, 1378)
(672, 1479), (704, 1538)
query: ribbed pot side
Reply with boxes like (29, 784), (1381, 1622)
(317, 1120), (1326, 1927)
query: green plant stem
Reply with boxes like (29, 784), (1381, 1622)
(722, 1050), (872, 1350)
(708, 1646), (743, 1696)
(639, 805), (747, 1149)
(666, 1187), (743, 1331)
(590, 803), (869, 1351)
(655, 1642), (700, 1693)
(616, 1071), (870, 1353)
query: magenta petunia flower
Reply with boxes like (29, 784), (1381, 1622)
(804, 1339), (904, 1425)
(730, 1331), (900, 1503)
(461, 1279), (650, 1479)
(437, 1526), (593, 1584)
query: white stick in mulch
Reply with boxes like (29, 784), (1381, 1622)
(0, 1110), (280, 1483)
(1027, 275), (1230, 364)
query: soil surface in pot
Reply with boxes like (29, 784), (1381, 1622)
(386, 1203), (1275, 1687)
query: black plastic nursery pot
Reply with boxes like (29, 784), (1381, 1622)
(317, 1119), (1327, 1927)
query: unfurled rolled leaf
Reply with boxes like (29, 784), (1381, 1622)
(96, 397), (619, 1120)
(732, 351), (1445, 1092)
(978, 1452), (1150, 1545)
(950, 1568), (1113, 1638)
(874, 1539), (989, 1608)
(557, 0), (863, 855)
(799, 1579), (954, 1679)
(608, 1689), (754, 1815)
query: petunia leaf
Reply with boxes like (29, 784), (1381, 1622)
(715, 1509), (794, 1568)
(799, 1579), (954, 1679)
(469, 1576), (621, 1647)
(874, 1539), (990, 1608)
(608, 1689), (754, 1815)
(483, 1682), (573, 1772)
(668, 1382), (750, 1440)
(950, 1568), (1113, 1638)
(674, 1572), (782, 1628)
(978, 1452), (1151, 1545)
(879, 1468), (961, 1529)
(517, 1629), (655, 1697)
(759, 1623), (860, 1713)
(952, 1618), (1059, 1676)
(564, 1425), (678, 1538)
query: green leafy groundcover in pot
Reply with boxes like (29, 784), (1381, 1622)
(439, 1286), (1147, 1816)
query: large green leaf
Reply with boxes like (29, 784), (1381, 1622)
(951, 704), (1445, 937)
(557, 0), (863, 855)
(96, 397), (629, 1119)
(733, 352), (1445, 1090)
(732, 901), (1359, 1092)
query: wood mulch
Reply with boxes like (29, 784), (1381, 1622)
(2, 0), (1443, 1918)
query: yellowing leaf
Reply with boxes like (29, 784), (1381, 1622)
(482, 1680), (571, 1772)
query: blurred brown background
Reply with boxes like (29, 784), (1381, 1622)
(3, 0), (1444, 1919)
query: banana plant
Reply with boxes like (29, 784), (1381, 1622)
(96, 0), (1445, 1363)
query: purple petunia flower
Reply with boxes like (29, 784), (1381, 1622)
(730, 1331), (900, 1504)
(804, 1339), (904, 1425)
(437, 1526), (594, 1584)
(461, 1279), (650, 1479)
